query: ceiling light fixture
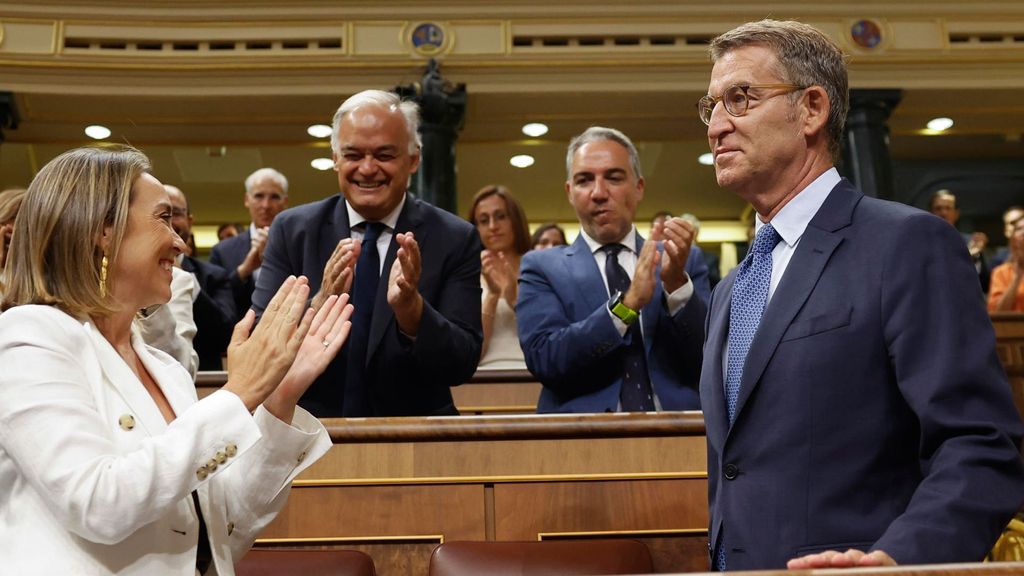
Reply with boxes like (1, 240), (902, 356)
(510, 154), (535, 168)
(698, 152), (714, 166)
(926, 117), (954, 132)
(310, 158), (335, 171)
(307, 124), (333, 138)
(521, 123), (549, 138)
(85, 125), (111, 140)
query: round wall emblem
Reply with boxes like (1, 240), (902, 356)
(850, 19), (883, 49)
(410, 22), (448, 56)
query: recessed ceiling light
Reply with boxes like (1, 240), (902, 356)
(510, 154), (535, 168)
(926, 117), (954, 131)
(310, 158), (335, 171)
(521, 123), (549, 138)
(698, 152), (714, 166)
(307, 124), (333, 138)
(84, 125), (111, 140)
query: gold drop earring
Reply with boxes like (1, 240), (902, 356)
(99, 255), (109, 297)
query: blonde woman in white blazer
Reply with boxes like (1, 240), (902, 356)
(0, 146), (354, 575)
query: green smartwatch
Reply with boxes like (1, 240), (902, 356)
(608, 290), (639, 325)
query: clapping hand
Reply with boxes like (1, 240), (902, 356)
(223, 276), (314, 412)
(312, 238), (358, 311)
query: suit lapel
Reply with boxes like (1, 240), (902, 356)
(566, 235), (608, 316)
(85, 322), (167, 435)
(731, 181), (860, 422)
(705, 272), (735, 439)
(320, 198), (352, 286)
(367, 195), (419, 361)
(637, 234), (664, 357)
(134, 331), (196, 417)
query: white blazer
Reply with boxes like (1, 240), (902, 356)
(0, 305), (332, 575)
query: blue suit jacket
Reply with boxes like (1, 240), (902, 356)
(701, 179), (1024, 569)
(209, 229), (254, 323)
(518, 233), (708, 413)
(251, 194), (483, 417)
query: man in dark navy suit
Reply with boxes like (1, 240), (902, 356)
(210, 167), (289, 320)
(698, 19), (1024, 571)
(165, 185), (237, 370)
(251, 90), (481, 417)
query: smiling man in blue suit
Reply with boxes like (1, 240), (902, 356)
(698, 19), (1024, 571)
(517, 126), (709, 413)
(251, 90), (482, 417)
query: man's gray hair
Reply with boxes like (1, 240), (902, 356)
(566, 126), (643, 180)
(709, 19), (849, 163)
(331, 89), (422, 155)
(244, 167), (289, 196)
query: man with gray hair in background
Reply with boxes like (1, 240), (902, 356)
(517, 126), (709, 414)
(210, 167), (290, 320)
(251, 89), (482, 417)
(697, 19), (1023, 571)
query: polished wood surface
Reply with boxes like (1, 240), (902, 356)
(253, 412), (709, 575)
(991, 314), (1024, 420)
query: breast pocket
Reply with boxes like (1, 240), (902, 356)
(780, 305), (852, 342)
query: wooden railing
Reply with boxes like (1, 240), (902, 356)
(196, 369), (542, 415)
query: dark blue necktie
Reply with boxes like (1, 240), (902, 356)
(344, 221), (385, 416)
(716, 222), (780, 572)
(602, 244), (655, 412)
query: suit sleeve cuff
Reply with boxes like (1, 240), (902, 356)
(664, 274), (694, 316)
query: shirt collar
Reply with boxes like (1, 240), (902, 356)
(580, 225), (638, 255)
(756, 167), (840, 248)
(345, 194), (407, 232)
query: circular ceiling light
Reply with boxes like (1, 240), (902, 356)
(85, 125), (112, 140)
(307, 124), (333, 138)
(510, 154), (535, 168)
(310, 158), (335, 171)
(521, 123), (549, 138)
(926, 117), (954, 131)
(698, 152), (715, 166)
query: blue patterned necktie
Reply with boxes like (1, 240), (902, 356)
(343, 221), (385, 416)
(716, 222), (780, 572)
(601, 244), (655, 412)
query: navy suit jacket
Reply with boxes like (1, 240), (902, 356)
(180, 255), (236, 371)
(209, 229), (254, 322)
(518, 233), (708, 413)
(701, 179), (1024, 569)
(251, 194), (483, 417)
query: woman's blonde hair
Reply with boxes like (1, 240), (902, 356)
(1, 146), (150, 317)
(0, 188), (26, 225)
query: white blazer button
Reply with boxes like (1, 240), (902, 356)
(297, 450), (307, 463)
(215, 451), (227, 464)
(225, 443), (238, 457)
(196, 467), (208, 481)
(118, 414), (135, 431)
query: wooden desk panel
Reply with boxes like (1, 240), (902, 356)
(991, 314), (1024, 420)
(247, 412), (708, 575)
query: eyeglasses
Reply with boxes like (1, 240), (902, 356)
(696, 84), (806, 125)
